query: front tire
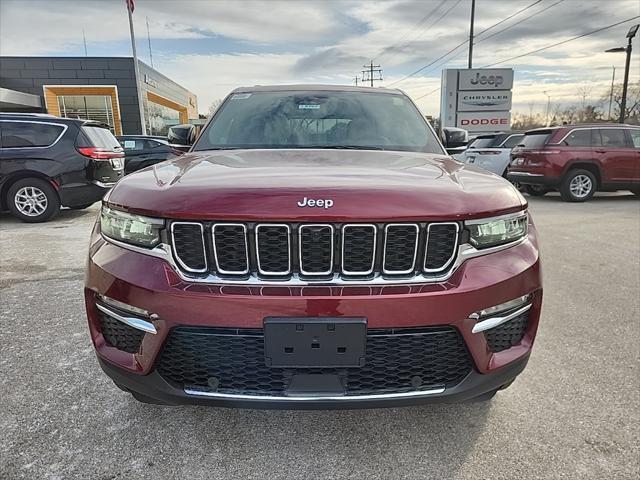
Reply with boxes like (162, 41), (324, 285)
(7, 178), (60, 223)
(560, 169), (596, 202)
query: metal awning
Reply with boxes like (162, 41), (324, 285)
(0, 88), (43, 110)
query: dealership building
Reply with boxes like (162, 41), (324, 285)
(0, 56), (198, 135)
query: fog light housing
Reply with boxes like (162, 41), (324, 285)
(470, 294), (532, 333)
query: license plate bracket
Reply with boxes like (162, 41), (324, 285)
(264, 317), (366, 368)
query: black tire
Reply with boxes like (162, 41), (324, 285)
(6, 177), (60, 223)
(69, 203), (94, 210)
(560, 169), (597, 202)
(524, 185), (548, 197)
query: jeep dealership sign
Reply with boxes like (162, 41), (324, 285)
(440, 68), (514, 133)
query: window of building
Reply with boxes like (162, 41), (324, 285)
(57, 95), (115, 132)
(147, 102), (180, 136)
(0, 121), (65, 148)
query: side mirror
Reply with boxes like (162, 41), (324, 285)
(167, 124), (197, 151)
(441, 127), (469, 154)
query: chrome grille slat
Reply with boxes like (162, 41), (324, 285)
(383, 224), (419, 274)
(299, 224), (334, 276)
(341, 224), (377, 276)
(170, 222), (207, 273)
(424, 223), (459, 273)
(255, 224), (291, 275)
(212, 224), (249, 275)
(169, 221), (461, 281)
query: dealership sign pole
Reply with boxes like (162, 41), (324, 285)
(125, 0), (148, 135)
(440, 68), (514, 134)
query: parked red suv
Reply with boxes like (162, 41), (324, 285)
(508, 124), (640, 201)
(84, 85), (542, 408)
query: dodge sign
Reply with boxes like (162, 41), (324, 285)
(456, 111), (511, 132)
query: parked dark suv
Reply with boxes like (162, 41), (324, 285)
(508, 124), (640, 201)
(0, 113), (124, 222)
(85, 85), (542, 409)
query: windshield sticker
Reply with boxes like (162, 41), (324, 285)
(298, 104), (321, 110)
(231, 93), (251, 100)
(123, 140), (136, 149)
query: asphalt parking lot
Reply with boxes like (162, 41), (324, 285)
(1, 192), (639, 480)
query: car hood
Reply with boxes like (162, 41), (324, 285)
(106, 149), (526, 221)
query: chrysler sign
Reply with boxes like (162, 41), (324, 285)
(457, 90), (512, 112)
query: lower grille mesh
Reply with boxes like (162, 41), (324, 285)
(98, 313), (144, 354)
(485, 312), (529, 352)
(156, 326), (473, 396)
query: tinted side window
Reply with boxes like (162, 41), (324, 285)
(628, 129), (640, 148)
(0, 121), (65, 148)
(121, 139), (145, 151)
(520, 132), (551, 148)
(599, 129), (628, 147)
(79, 126), (121, 149)
(563, 129), (592, 147)
(502, 135), (524, 148)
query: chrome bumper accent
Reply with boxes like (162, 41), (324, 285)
(95, 303), (157, 334)
(92, 180), (117, 188)
(471, 303), (532, 333)
(509, 172), (544, 177)
(101, 233), (528, 286)
(184, 386), (446, 401)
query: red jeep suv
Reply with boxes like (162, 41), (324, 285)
(84, 85), (542, 408)
(508, 124), (640, 201)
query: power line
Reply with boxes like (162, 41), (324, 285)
(414, 87), (441, 101)
(474, 0), (543, 39)
(378, 0), (447, 61)
(386, 0), (548, 87)
(475, 0), (565, 45)
(481, 15), (640, 67)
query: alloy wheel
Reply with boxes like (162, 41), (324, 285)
(569, 174), (592, 199)
(14, 186), (48, 217)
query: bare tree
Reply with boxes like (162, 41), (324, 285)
(208, 99), (223, 117)
(600, 82), (640, 124)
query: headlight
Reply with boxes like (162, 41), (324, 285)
(100, 205), (164, 248)
(467, 211), (528, 249)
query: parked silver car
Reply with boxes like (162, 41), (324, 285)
(463, 132), (524, 176)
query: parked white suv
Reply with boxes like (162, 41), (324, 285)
(463, 132), (524, 176)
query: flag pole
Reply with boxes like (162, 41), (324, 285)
(126, 1), (147, 135)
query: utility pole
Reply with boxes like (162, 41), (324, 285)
(82, 29), (88, 56)
(361, 61), (383, 87)
(608, 66), (616, 120)
(354, 76), (359, 86)
(468, 0), (475, 68)
(619, 31), (634, 123)
(126, 0), (147, 135)
(543, 91), (551, 127)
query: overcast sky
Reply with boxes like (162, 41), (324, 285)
(1, 0), (639, 116)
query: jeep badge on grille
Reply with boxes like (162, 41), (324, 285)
(297, 197), (334, 209)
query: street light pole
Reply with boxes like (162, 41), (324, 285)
(605, 24), (638, 124)
(468, 0), (476, 69)
(608, 66), (616, 121)
(619, 35), (633, 123)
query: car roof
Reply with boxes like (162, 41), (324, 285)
(231, 84), (404, 95)
(526, 123), (639, 134)
(0, 112), (107, 127)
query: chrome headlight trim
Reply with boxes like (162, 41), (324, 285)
(465, 210), (528, 249)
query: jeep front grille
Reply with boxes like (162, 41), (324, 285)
(169, 221), (461, 282)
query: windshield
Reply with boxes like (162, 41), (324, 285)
(193, 90), (443, 153)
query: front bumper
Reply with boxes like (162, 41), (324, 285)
(85, 220), (542, 408)
(98, 353), (530, 409)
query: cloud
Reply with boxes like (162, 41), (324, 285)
(1, 0), (639, 117)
